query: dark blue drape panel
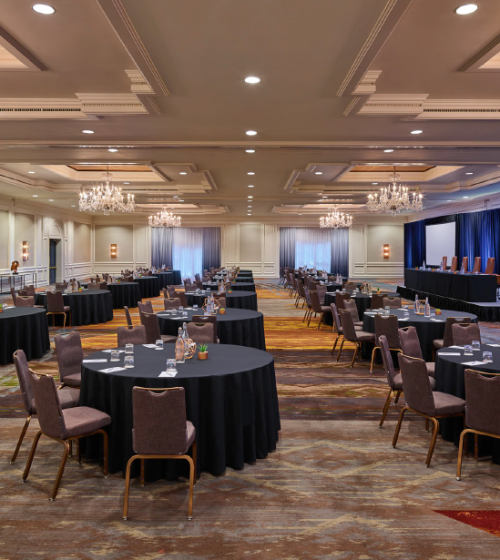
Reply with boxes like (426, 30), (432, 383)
(151, 227), (173, 268)
(404, 220), (426, 268)
(280, 228), (296, 270)
(330, 228), (349, 277)
(457, 210), (500, 273)
(202, 227), (221, 271)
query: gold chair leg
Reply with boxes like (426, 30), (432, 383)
(50, 440), (70, 501)
(22, 430), (42, 482)
(77, 439), (82, 464)
(317, 315), (323, 330)
(186, 455), (195, 520)
(123, 455), (137, 520)
(394, 390), (401, 404)
(101, 430), (109, 477)
(331, 334), (339, 355)
(457, 428), (471, 481)
(425, 417), (440, 468)
(474, 433), (479, 460)
(10, 415), (32, 464)
(62, 312), (66, 330)
(392, 406), (409, 448)
(140, 458), (145, 487)
(370, 346), (378, 374)
(336, 339), (345, 362)
(425, 418), (429, 432)
(192, 439), (197, 487)
(350, 343), (358, 368)
(379, 389), (393, 428)
(69, 439), (73, 457)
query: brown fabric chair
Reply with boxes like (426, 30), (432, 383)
(165, 285), (176, 299)
(472, 257), (481, 274)
(10, 287), (17, 305)
(370, 315), (402, 374)
(344, 282), (357, 294)
(451, 323), (482, 346)
(462, 256), (469, 272)
(295, 277), (307, 308)
(123, 275), (134, 283)
(88, 282), (100, 290)
(485, 257), (495, 275)
(450, 256), (458, 272)
(117, 325), (147, 346)
(302, 287), (313, 323)
(433, 316), (471, 351)
(335, 292), (351, 311)
(55, 282), (68, 291)
(138, 301), (154, 314)
(15, 296), (34, 307)
(187, 323), (216, 344)
(46, 291), (71, 328)
(392, 354), (465, 467)
(124, 306), (133, 328)
(23, 370), (110, 501)
(139, 312), (176, 344)
(215, 296), (226, 308)
(309, 290), (332, 330)
(399, 326), (435, 377)
(344, 299), (363, 327)
(457, 369), (500, 480)
(442, 256), (447, 269)
(164, 298), (181, 310)
(337, 309), (375, 367)
(24, 285), (36, 297)
(382, 297), (401, 308)
(123, 386), (196, 520)
(185, 283), (198, 292)
(370, 293), (385, 309)
(194, 273), (201, 282)
(10, 350), (80, 464)
(330, 303), (362, 356)
(54, 332), (83, 388)
(191, 315), (218, 343)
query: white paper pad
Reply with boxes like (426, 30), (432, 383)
(430, 319), (444, 322)
(82, 359), (108, 363)
(462, 361), (487, 366)
(487, 344), (500, 348)
(438, 352), (461, 356)
(159, 371), (178, 377)
(398, 318), (409, 321)
(99, 367), (126, 373)
(143, 344), (157, 349)
(102, 349), (124, 354)
(365, 312), (376, 316)
(449, 346), (464, 349)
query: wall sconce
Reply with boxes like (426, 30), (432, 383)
(111, 244), (117, 259)
(383, 244), (390, 259)
(22, 241), (29, 261)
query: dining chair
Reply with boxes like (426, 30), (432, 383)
(392, 354), (465, 467)
(10, 287), (18, 304)
(194, 273), (201, 282)
(472, 257), (481, 274)
(15, 296), (35, 307)
(55, 282), (68, 291)
(450, 256), (458, 272)
(302, 286), (313, 323)
(177, 291), (188, 307)
(433, 316), (471, 351)
(485, 257), (495, 275)
(442, 256), (448, 269)
(308, 290), (332, 330)
(88, 283), (100, 290)
(344, 282), (357, 294)
(187, 323), (216, 344)
(24, 285), (36, 297)
(191, 315), (219, 343)
(451, 323), (482, 346)
(295, 277), (306, 308)
(124, 306), (133, 328)
(344, 299), (363, 327)
(329, 303), (361, 355)
(461, 256), (469, 272)
(123, 386), (196, 520)
(165, 285), (176, 299)
(370, 293), (385, 309)
(399, 326), (435, 377)
(46, 291), (71, 328)
(54, 332), (83, 388)
(139, 312), (177, 344)
(117, 325), (147, 346)
(316, 284), (327, 304)
(370, 315), (402, 374)
(215, 295), (226, 307)
(337, 309), (375, 367)
(10, 350), (80, 464)
(23, 370), (110, 501)
(457, 369), (500, 480)
(138, 301), (154, 314)
(123, 275), (134, 283)
(382, 297), (401, 308)
(164, 298), (181, 310)
(185, 283), (198, 292)
(335, 292), (351, 310)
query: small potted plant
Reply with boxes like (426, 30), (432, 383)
(0, 303), (3, 313)
(198, 343), (209, 360)
(219, 307), (226, 315)
(435, 308), (442, 316)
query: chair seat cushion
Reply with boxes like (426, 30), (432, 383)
(355, 331), (375, 342)
(321, 306), (332, 314)
(354, 321), (363, 327)
(426, 362), (435, 377)
(433, 339), (444, 350)
(392, 373), (435, 391)
(186, 420), (196, 450)
(354, 326), (362, 331)
(432, 391), (466, 416)
(63, 372), (81, 388)
(63, 406), (111, 438)
(64, 306), (71, 313)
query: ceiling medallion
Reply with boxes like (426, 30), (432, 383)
(366, 168), (423, 215)
(148, 207), (181, 228)
(319, 205), (353, 229)
(78, 172), (135, 215)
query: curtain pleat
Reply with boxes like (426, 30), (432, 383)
(404, 221), (426, 268)
(279, 228), (296, 270)
(202, 228), (221, 271)
(330, 229), (349, 277)
(151, 227), (173, 268)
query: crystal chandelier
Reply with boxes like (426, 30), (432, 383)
(367, 168), (423, 215)
(148, 207), (181, 228)
(319, 205), (353, 229)
(79, 172), (135, 215)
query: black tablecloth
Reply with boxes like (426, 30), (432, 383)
(80, 344), (280, 478)
(436, 345), (500, 462)
(237, 272), (253, 278)
(156, 272), (174, 289)
(134, 277), (160, 298)
(158, 308), (266, 350)
(362, 308), (477, 362)
(404, 268), (497, 303)
(107, 283), (142, 309)
(323, 291), (400, 327)
(35, 290), (114, 326)
(202, 281), (256, 292)
(186, 290), (258, 311)
(0, 307), (50, 365)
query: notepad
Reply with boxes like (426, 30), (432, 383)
(102, 349), (124, 354)
(399, 318), (409, 321)
(82, 359), (108, 363)
(99, 367), (126, 373)
(438, 352), (461, 356)
(143, 344), (157, 349)
(487, 344), (500, 348)
(449, 346), (464, 349)
(462, 361), (487, 366)
(159, 371), (178, 377)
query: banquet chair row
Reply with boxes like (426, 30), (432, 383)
(445, 256), (495, 274)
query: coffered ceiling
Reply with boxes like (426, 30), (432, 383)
(1, 0), (500, 224)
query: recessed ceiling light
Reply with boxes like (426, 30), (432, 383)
(246, 130), (257, 136)
(124, 182), (130, 184)
(246, 149), (255, 153)
(32, 4), (55, 15)
(463, 196), (469, 199)
(384, 149), (394, 153)
(298, 213), (302, 216)
(315, 172), (323, 175)
(71, 205), (76, 208)
(49, 199), (54, 202)
(448, 200), (453, 202)
(411, 130), (423, 135)
(248, 195), (253, 199)
(82, 130), (94, 134)
(108, 148), (118, 153)
(247, 172), (255, 175)
(179, 172), (187, 175)
(466, 172), (473, 175)
(455, 4), (478, 15)
(248, 184), (254, 188)
(372, 182), (378, 185)
(245, 77), (261, 84)
(322, 196), (328, 199)
(28, 171), (35, 174)
(32, 195), (38, 197)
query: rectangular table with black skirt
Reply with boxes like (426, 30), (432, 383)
(404, 268), (497, 303)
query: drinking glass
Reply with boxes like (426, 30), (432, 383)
(472, 340), (481, 352)
(404, 311), (410, 319)
(166, 358), (177, 373)
(483, 351), (493, 363)
(124, 355), (134, 368)
(464, 345), (473, 356)
(110, 350), (120, 362)
(193, 304), (199, 310)
(385, 306), (390, 315)
(125, 343), (134, 355)
(179, 306), (184, 312)
(171, 308), (177, 316)
(155, 339), (164, 351)
(183, 311), (188, 318)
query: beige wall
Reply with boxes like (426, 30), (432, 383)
(0, 210), (9, 268)
(94, 224), (134, 263)
(14, 213), (35, 267)
(73, 222), (91, 263)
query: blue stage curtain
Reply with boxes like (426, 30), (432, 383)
(404, 220), (426, 268)
(330, 228), (349, 277)
(202, 227), (221, 271)
(151, 227), (173, 268)
(457, 210), (500, 273)
(280, 228), (296, 270)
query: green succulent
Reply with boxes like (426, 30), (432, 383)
(198, 343), (209, 353)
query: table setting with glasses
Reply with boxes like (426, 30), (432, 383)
(185, 289), (258, 311)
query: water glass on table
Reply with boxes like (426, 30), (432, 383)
(124, 355), (134, 368)
(125, 343), (134, 355)
(155, 339), (164, 351)
(464, 345), (473, 356)
(110, 349), (120, 362)
(483, 351), (493, 363)
(472, 340), (481, 352)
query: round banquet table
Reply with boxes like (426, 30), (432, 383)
(80, 344), (280, 478)
(156, 271), (174, 289)
(186, 290), (258, 311)
(323, 291), (401, 326)
(35, 289), (113, 326)
(220, 282), (256, 292)
(237, 272), (253, 278)
(362, 308), (477, 362)
(134, 276), (160, 298)
(158, 308), (266, 350)
(107, 282), (142, 309)
(0, 306), (50, 365)
(436, 345), (500, 462)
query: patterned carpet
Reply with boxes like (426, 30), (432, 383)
(1, 278), (500, 558)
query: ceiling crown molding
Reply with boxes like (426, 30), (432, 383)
(460, 32), (500, 72)
(0, 26), (47, 71)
